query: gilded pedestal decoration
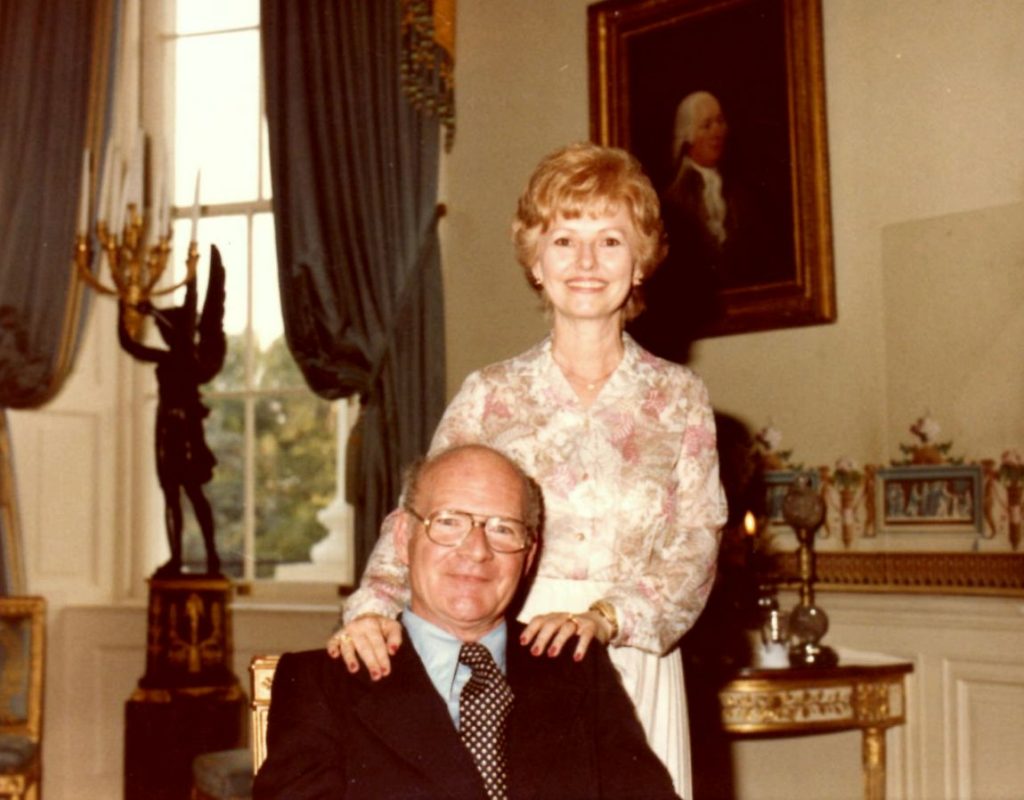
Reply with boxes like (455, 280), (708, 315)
(124, 577), (245, 800)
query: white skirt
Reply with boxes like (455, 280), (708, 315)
(518, 577), (691, 799)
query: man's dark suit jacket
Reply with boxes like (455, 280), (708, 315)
(253, 621), (680, 799)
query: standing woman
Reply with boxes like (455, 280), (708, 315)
(329, 142), (727, 796)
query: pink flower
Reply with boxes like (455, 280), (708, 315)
(641, 388), (667, 418)
(684, 424), (716, 457)
(545, 463), (577, 498)
(911, 414), (941, 443)
(608, 413), (639, 463)
(482, 391), (511, 420)
(756, 425), (783, 452)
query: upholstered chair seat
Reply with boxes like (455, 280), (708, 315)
(191, 748), (252, 800)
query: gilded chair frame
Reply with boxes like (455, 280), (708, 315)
(0, 595), (45, 800)
(249, 654), (279, 775)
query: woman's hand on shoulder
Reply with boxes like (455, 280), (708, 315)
(520, 610), (612, 662)
(326, 614), (403, 680)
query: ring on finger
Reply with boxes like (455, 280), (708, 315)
(336, 632), (353, 646)
(566, 614), (579, 630)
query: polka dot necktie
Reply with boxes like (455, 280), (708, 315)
(458, 642), (514, 800)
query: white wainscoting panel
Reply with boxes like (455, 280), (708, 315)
(47, 602), (338, 799)
(946, 658), (1024, 800)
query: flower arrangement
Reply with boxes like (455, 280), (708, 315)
(753, 425), (799, 471)
(895, 413), (959, 465)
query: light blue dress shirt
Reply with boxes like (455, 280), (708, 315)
(402, 608), (507, 729)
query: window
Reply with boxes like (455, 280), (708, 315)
(155, 0), (351, 585)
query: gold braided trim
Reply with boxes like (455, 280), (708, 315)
(772, 551), (1024, 596)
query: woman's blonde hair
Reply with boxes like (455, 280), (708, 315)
(511, 142), (667, 321)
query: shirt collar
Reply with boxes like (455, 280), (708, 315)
(403, 608), (508, 700)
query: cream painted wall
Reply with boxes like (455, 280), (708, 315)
(442, 0), (1024, 468)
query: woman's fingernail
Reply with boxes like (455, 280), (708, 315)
(548, 646), (558, 657)
(574, 651), (583, 662)
(531, 646), (541, 656)
(520, 635), (528, 645)
(389, 644), (398, 654)
(370, 670), (380, 681)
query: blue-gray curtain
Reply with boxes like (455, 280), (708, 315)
(0, 0), (116, 593)
(261, 0), (449, 578)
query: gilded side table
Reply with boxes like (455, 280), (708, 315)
(718, 662), (913, 800)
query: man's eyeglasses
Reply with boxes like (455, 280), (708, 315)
(404, 506), (532, 554)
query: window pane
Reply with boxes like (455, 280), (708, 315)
(253, 395), (337, 578)
(176, 0), (259, 35)
(182, 397), (246, 577)
(174, 30), (260, 204)
(260, 116), (273, 200)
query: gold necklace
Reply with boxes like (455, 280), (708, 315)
(555, 357), (619, 392)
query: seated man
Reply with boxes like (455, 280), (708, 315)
(254, 444), (679, 800)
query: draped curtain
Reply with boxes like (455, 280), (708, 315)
(0, 0), (116, 593)
(262, 0), (450, 576)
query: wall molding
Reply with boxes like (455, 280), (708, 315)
(773, 552), (1024, 597)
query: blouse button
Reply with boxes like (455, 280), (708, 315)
(575, 532), (586, 542)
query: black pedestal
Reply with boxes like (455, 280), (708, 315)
(125, 687), (246, 800)
(124, 576), (246, 800)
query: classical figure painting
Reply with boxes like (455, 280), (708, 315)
(876, 466), (984, 534)
(588, 0), (835, 354)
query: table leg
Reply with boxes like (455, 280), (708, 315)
(862, 725), (886, 800)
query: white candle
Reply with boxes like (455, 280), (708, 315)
(132, 127), (145, 209)
(113, 162), (131, 234)
(159, 147), (170, 236)
(149, 148), (163, 245)
(97, 140), (114, 227)
(190, 170), (201, 243)
(108, 152), (122, 231)
(77, 149), (90, 234)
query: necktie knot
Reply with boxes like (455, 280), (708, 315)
(460, 642), (501, 677)
(458, 642), (513, 800)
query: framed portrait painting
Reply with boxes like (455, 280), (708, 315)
(588, 0), (835, 350)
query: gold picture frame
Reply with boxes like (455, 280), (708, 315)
(588, 0), (835, 339)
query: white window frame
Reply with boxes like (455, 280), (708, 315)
(133, 0), (355, 603)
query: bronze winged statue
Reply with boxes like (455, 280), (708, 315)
(119, 245), (227, 577)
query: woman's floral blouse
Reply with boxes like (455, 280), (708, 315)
(343, 334), (727, 655)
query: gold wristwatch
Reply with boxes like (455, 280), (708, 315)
(588, 600), (619, 641)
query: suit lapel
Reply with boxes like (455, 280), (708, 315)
(348, 642), (483, 799)
(506, 634), (587, 799)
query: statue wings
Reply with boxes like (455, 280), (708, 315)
(196, 244), (227, 384)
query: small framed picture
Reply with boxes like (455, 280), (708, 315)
(764, 469), (821, 526)
(875, 465), (983, 533)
